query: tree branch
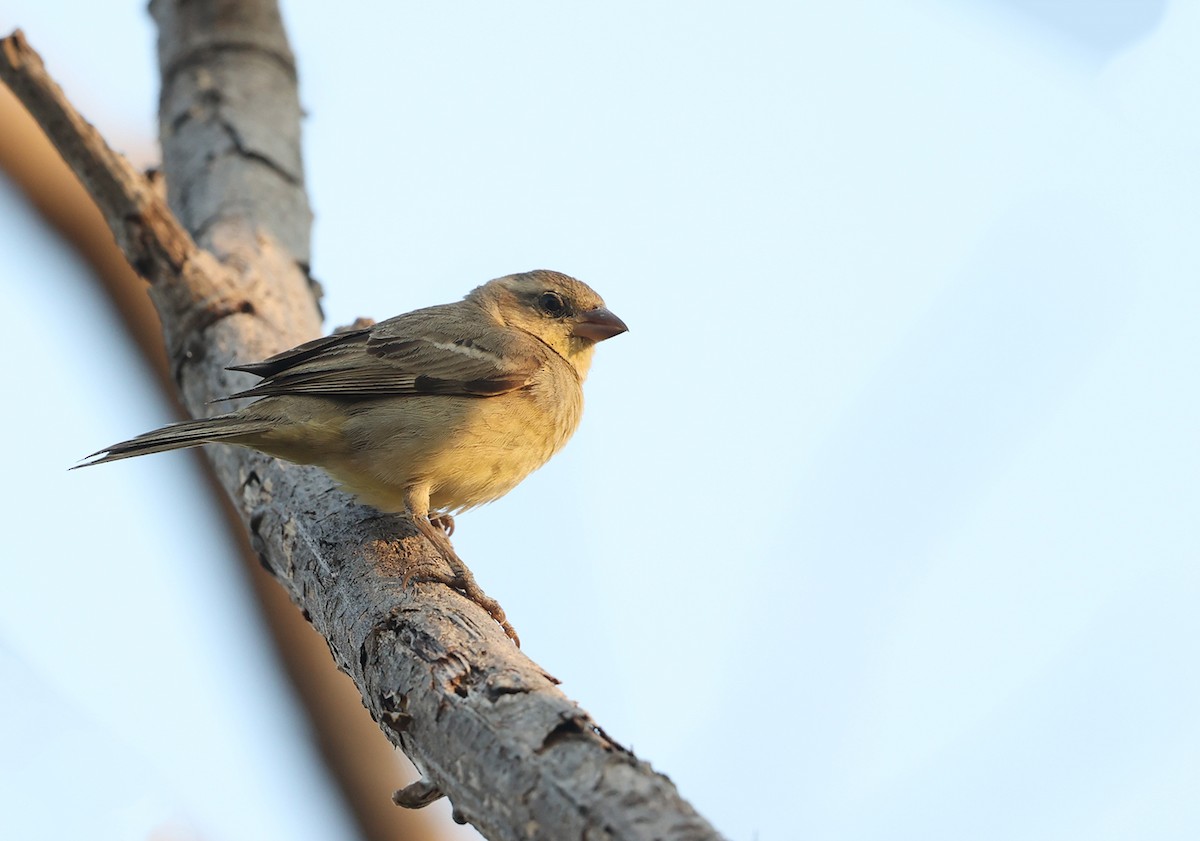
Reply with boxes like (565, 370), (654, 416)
(0, 76), (449, 841)
(1, 16), (724, 841)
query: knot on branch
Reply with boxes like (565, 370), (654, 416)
(392, 776), (445, 810)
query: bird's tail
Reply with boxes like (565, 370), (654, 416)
(75, 415), (274, 467)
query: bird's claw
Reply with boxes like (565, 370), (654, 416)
(460, 584), (519, 646)
(429, 512), (455, 536)
(446, 573), (520, 645)
(403, 521), (521, 646)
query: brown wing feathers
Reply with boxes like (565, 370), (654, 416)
(225, 320), (540, 401)
(227, 328), (372, 378)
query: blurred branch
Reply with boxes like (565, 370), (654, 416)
(0, 13), (723, 841)
(0, 84), (170, 389)
(0, 72), (443, 841)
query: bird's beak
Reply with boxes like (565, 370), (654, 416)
(572, 307), (628, 342)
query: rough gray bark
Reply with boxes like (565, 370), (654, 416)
(0, 9), (725, 840)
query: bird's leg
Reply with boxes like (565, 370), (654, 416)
(403, 488), (518, 644)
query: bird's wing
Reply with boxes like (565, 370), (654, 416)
(226, 305), (543, 400)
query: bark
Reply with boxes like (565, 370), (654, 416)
(0, 84), (448, 841)
(0, 12), (725, 841)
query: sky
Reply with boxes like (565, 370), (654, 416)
(1, 1), (1197, 840)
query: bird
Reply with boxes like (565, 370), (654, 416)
(79, 270), (628, 644)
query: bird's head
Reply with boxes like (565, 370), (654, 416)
(468, 270), (627, 376)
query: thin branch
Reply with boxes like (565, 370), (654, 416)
(0, 82), (170, 388)
(0, 32), (188, 266)
(0, 20), (725, 841)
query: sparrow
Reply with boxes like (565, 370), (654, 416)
(80, 270), (628, 644)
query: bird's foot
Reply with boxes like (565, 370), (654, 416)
(448, 571), (519, 646)
(407, 516), (520, 646)
(400, 557), (456, 592)
(429, 512), (455, 536)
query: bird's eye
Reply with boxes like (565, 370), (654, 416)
(538, 291), (568, 317)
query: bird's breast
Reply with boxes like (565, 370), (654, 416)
(428, 367), (584, 512)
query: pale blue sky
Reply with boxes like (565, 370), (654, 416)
(2, 2), (1197, 840)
